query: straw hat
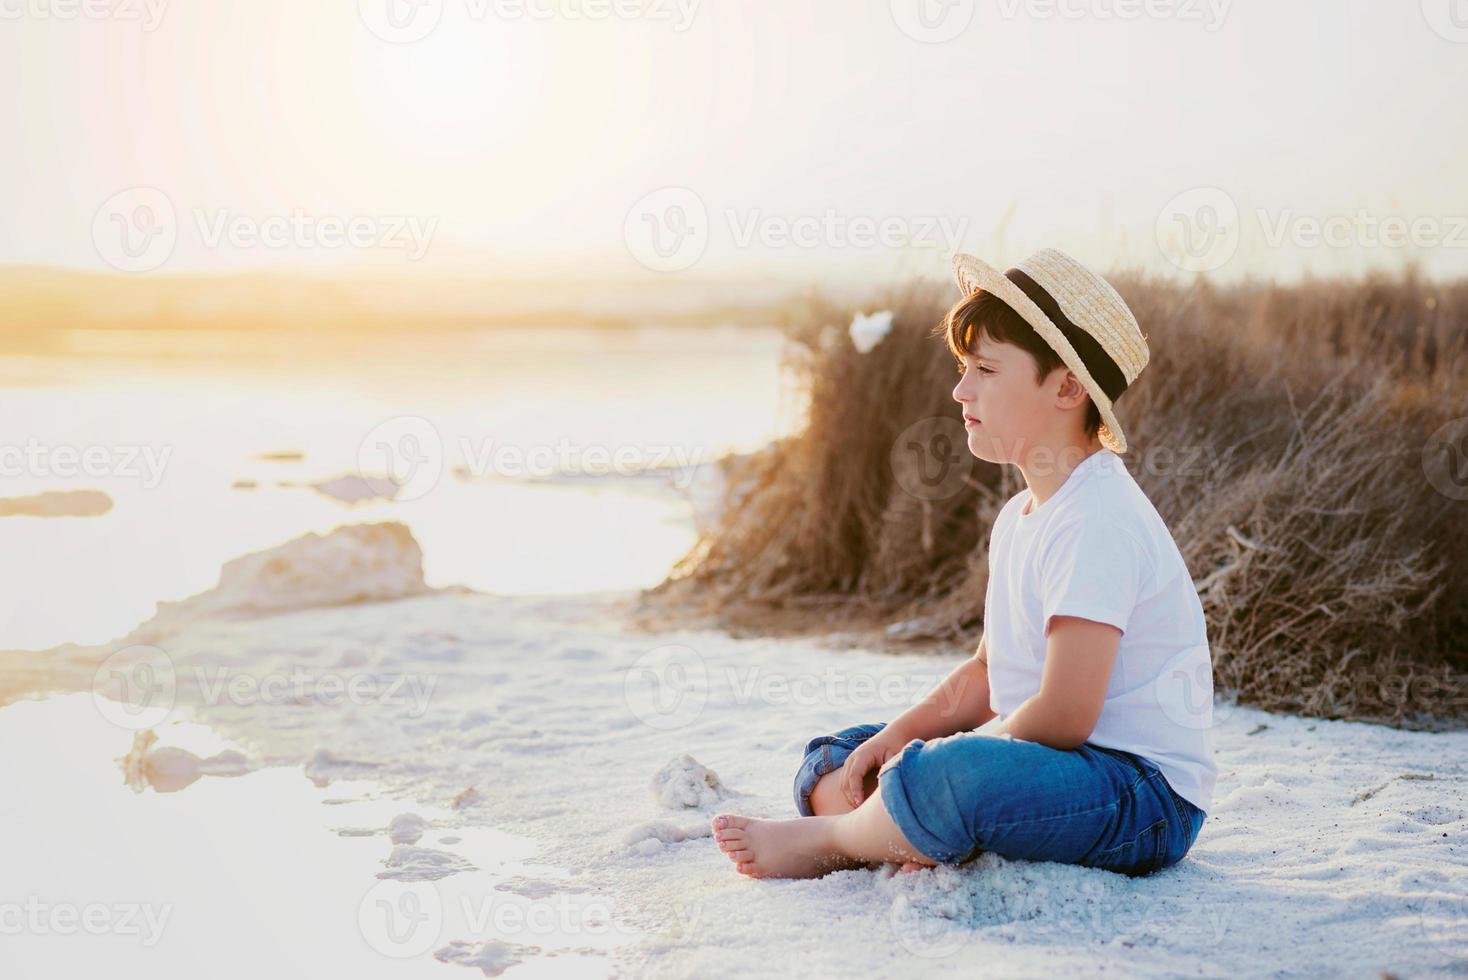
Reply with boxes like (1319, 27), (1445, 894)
(951, 248), (1149, 454)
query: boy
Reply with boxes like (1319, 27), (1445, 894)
(713, 248), (1216, 879)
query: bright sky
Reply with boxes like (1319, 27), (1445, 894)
(2, 0), (1466, 284)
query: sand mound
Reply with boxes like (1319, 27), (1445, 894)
(148, 522), (433, 624)
(650, 754), (733, 809)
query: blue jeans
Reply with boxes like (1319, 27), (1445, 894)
(792, 722), (1206, 877)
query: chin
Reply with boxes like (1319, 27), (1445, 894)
(968, 432), (1015, 466)
(965, 432), (995, 463)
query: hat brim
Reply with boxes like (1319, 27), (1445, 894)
(950, 252), (1129, 454)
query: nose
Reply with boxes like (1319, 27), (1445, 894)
(952, 371), (972, 404)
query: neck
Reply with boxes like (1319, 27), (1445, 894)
(1019, 438), (1104, 512)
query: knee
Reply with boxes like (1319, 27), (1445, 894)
(807, 765), (879, 816)
(807, 770), (847, 816)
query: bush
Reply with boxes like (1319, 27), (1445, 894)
(642, 269), (1468, 727)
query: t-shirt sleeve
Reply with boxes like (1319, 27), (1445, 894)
(1038, 518), (1143, 637)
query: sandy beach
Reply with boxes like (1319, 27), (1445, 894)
(2, 522), (1462, 978)
(6, 4), (1468, 975)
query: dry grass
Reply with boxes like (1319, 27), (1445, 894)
(641, 269), (1468, 728)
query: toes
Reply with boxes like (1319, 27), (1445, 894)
(729, 849), (754, 863)
(716, 814), (751, 831)
(736, 861), (758, 876)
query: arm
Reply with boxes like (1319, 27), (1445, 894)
(838, 636), (999, 807)
(884, 634), (997, 743)
(993, 615), (1121, 750)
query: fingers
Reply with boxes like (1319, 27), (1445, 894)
(842, 752), (871, 809)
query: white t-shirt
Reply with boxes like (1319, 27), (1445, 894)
(984, 448), (1217, 814)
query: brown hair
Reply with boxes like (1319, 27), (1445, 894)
(937, 290), (1102, 439)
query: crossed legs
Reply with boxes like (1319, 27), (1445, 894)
(712, 768), (940, 878)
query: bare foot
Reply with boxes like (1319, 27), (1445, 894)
(710, 813), (865, 879)
(896, 861), (926, 874)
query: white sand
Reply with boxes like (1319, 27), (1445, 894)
(57, 525), (1468, 977)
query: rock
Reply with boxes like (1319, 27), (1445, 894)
(388, 812), (427, 845)
(650, 754), (732, 809)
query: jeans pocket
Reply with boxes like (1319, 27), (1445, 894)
(793, 723), (888, 816)
(1090, 817), (1169, 878)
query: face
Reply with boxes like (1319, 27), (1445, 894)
(951, 336), (1067, 464)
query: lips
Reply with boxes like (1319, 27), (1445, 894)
(963, 414), (981, 426)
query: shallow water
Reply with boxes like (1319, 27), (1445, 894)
(1, 324), (796, 651)
(0, 693), (636, 979)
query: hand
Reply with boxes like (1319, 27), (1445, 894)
(838, 727), (913, 809)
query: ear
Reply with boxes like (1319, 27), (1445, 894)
(1054, 369), (1091, 410)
